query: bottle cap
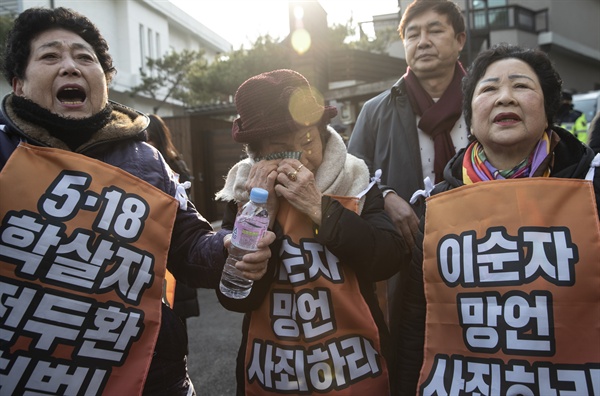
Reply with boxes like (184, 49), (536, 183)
(249, 187), (268, 204)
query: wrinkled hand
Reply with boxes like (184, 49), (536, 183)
(245, 159), (280, 226)
(384, 192), (419, 252)
(274, 159), (322, 225)
(223, 231), (275, 281)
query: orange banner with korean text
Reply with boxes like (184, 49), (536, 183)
(0, 143), (178, 396)
(244, 197), (390, 395)
(418, 178), (600, 395)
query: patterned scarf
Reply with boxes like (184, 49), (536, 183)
(404, 61), (466, 183)
(462, 129), (557, 184)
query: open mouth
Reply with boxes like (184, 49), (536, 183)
(57, 87), (86, 105)
(493, 113), (521, 123)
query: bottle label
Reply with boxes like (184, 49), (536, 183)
(231, 216), (269, 250)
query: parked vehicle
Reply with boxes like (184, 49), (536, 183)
(573, 90), (600, 129)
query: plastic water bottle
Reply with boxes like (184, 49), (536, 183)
(219, 187), (270, 299)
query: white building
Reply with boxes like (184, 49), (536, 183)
(376, 0), (600, 94)
(0, 0), (232, 116)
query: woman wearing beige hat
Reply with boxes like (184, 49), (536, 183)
(215, 69), (410, 395)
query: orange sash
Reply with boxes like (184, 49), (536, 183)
(419, 178), (600, 395)
(0, 144), (178, 396)
(164, 269), (176, 308)
(244, 197), (390, 395)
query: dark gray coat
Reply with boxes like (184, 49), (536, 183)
(348, 77), (427, 218)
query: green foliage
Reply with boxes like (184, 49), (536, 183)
(129, 48), (206, 113)
(328, 21), (355, 48)
(349, 26), (400, 54)
(325, 18), (399, 54)
(128, 17), (400, 109)
(184, 34), (291, 107)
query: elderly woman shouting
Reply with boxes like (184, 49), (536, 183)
(215, 69), (410, 395)
(0, 7), (273, 395)
(398, 44), (600, 396)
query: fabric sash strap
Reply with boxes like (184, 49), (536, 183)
(0, 143), (178, 396)
(419, 177), (600, 395)
(404, 62), (466, 183)
(244, 198), (390, 395)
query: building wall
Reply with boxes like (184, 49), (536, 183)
(1, 0), (231, 115)
(550, 54), (600, 94)
(518, 0), (599, 52)
(505, 0), (600, 92)
(489, 30), (538, 51)
(391, 0), (600, 93)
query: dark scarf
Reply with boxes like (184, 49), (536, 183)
(404, 62), (466, 183)
(12, 95), (113, 151)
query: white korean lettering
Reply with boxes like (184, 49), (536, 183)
(460, 295), (501, 351)
(421, 355), (599, 395)
(504, 293), (552, 353)
(40, 172), (90, 219)
(458, 291), (554, 355)
(273, 347), (307, 391)
(0, 352), (30, 395)
(270, 288), (335, 341)
(522, 228), (577, 285)
(24, 293), (90, 351)
(0, 280), (35, 343)
(99, 246), (153, 304)
(0, 213), (63, 275)
(246, 336), (383, 393)
(296, 289), (334, 341)
(78, 305), (143, 363)
(306, 346), (332, 391)
(95, 188), (149, 241)
(279, 239), (306, 283)
(476, 229), (520, 283)
(437, 227), (579, 287)
(464, 360), (501, 395)
(272, 291), (299, 339)
(279, 238), (344, 285)
(438, 233), (465, 284)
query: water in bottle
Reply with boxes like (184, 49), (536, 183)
(220, 187), (270, 298)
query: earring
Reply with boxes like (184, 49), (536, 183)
(306, 132), (311, 143)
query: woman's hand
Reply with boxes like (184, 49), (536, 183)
(246, 160), (280, 227)
(223, 231), (275, 280)
(274, 159), (322, 225)
(384, 192), (419, 253)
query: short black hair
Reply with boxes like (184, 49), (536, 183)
(398, 0), (465, 40)
(462, 43), (563, 132)
(2, 7), (116, 84)
(562, 91), (573, 101)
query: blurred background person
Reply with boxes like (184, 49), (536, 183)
(588, 111), (600, 154)
(146, 113), (200, 330)
(556, 90), (588, 143)
(146, 114), (194, 193)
